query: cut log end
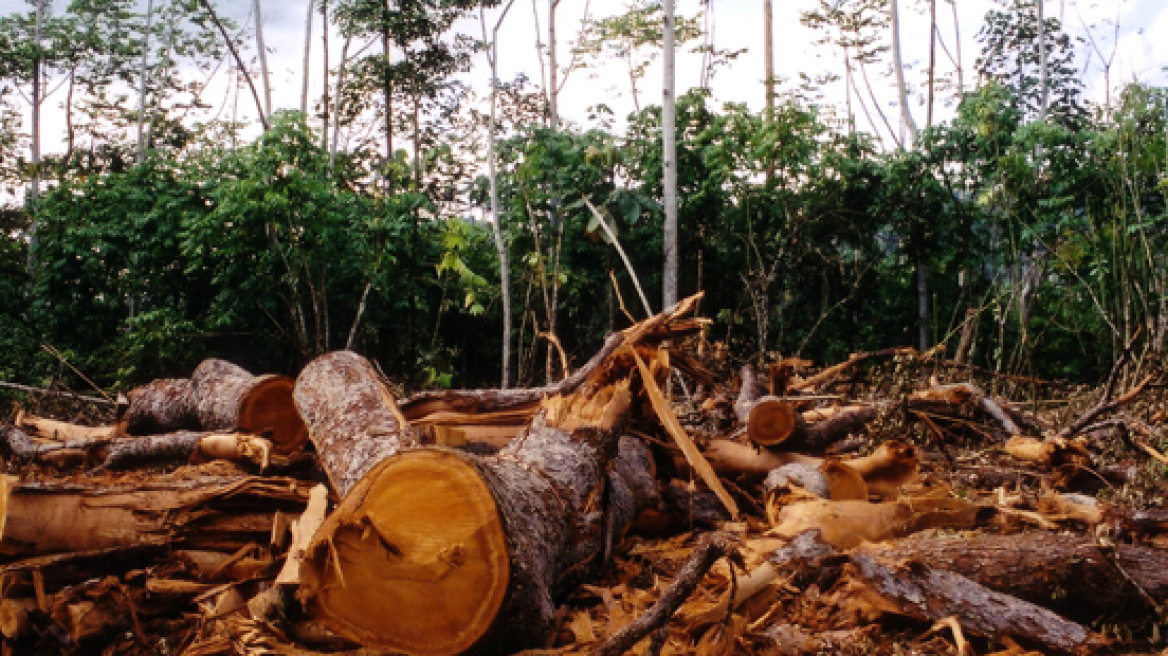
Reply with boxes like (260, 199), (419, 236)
(237, 375), (308, 454)
(300, 449), (509, 655)
(747, 398), (800, 447)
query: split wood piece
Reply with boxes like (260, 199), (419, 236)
(594, 532), (742, 656)
(190, 359), (307, 454)
(15, 413), (121, 442)
(869, 532), (1168, 622)
(769, 496), (993, 549)
(126, 378), (199, 435)
(398, 293), (706, 421)
(801, 404), (867, 424)
(789, 347), (917, 393)
(764, 441), (920, 503)
(1004, 436), (1090, 469)
(0, 424), (112, 469)
(295, 349), (656, 654)
(247, 484), (330, 621)
(411, 407), (531, 448)
(0, 475), (312, 558)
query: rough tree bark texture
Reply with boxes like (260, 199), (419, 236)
(126, 379), (198, 435)
(294, 349), (657, 654)
(191, 359), (306, 453)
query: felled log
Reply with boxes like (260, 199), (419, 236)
(0, 475), (313, 558)
(770, 531), (1108, 654)
(867, 532), (1168, 621)
(769, 496), (992, 548)
(15, 413), (120, 442)
(736, 366), (804, 448)
(189, 359), (307, 453)
(125, 360), (307, 454)
(294, 345), (658, 653)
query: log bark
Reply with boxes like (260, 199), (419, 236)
(191, 359), (307, 453)
(126, 379), (197, 435)
(868, 532), (1168, 622)
(294, 348), (658, 654)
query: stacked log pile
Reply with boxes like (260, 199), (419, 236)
(1, 295), (1167, 654)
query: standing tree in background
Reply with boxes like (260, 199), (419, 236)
(482, 0), (517, 387)
(662, 0), (676, 310)
(254, 0), (272, 118)
(889, 0), (917, 146)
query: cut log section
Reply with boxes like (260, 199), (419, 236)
(296, 301), (702, 654)
(191, 359), (307, 454)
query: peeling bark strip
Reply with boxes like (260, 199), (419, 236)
(295, 338), (673, 653)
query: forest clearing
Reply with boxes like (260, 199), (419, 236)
(3, 0), (1168, 652)
(2, 296), (1168, 654)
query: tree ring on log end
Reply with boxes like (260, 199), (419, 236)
(300, 449), (508, 655)
(748, 398), (799, 446)
(238, 375), (308, 454)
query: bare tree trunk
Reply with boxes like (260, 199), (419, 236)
(662, 0), (678, 309)
(926, 0), (936, 129)
(483, 1), (518, 388)
(889, 0), (917, 147)
(1037, 0), (1047, 120)
(254, 0), (272, 118)
(548, 0), (559, 128)
(329, 37), (351, 166)
(300, 0), (313, 115)
(27, 0), (45, 271)
(763, 0), (774, 182)
(320, 0), (329, 152)
(951, 0), (963, 94)
(135, 0), (155, 164)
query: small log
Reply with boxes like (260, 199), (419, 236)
(191, 359), (308, 453)
(15, 414), (120, 442)
(126, 378), (198, 435)
(770, 497), (993, 548)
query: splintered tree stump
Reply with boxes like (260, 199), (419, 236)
(295, 350), (650, 654)
(126, 379), (198, 435)
(191, 359), (307, 454)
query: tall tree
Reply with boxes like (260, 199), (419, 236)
(889, 0), (917, 146)
(135, 0), (156, 164)
(662, 0), (676, 309)
(27, 0), (45, 269)
(254, 0), (272, 118)
(301, 0), (313, 115)
(482, 0), (517, 387)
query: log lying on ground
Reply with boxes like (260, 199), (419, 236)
(294, 303), (697, 654)
(125, 360), (307, 454)
(771, 530), (1108, 654)
(769, 496), (993, 548)
(736, 366), (804, 448)
(867, 532), (1168, 622)
(0, 474), (313, 559)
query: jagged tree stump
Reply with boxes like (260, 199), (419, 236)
(294, 350), (651, 654)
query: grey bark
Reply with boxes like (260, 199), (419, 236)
(889, 0), (918, 147)
(300, 0), (313, 115)
(198, 0), (268, 131)
(127, 379), (199, 435)
(548, 0), (559, 127)
(662, 0), (678, 308)
(1037, 0), (1048, 120)
(27, 0), (46, 270)
(135, 0), (156, 164)
(254, 0), (272, 118)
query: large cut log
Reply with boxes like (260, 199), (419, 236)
(868, 532), (1168, 622)
(190, 359), (307, 453)
(0, 474), (313, 559)
(294, 301), (701, 655)
(736, 367), (804, 448)
(295, 350), (646, 654)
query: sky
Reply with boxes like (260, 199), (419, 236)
(3, 0), (1168, 162)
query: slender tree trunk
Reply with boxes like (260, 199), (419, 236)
(329, 37), (351, 166)
(300, 0), (313, 115)
(763, 0), (774, 183)
(254, 0), (272, 118)
(65, 67), (75, 160)
(662, 0), (678, 309)
(320, 0), (329, 152)
(135, 0), (156, 164)
(382, 27), (393, 194)
(915, 233), (929, 351)
(1037, 0), (1048, 120)
(484, 1), (518, 388)
(548, 0), (559, 128)
(926, 0), (936, 129)
(951, 0), (963, 94)
(27, 0), (45, 271)
(889, 0), (917, 147)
